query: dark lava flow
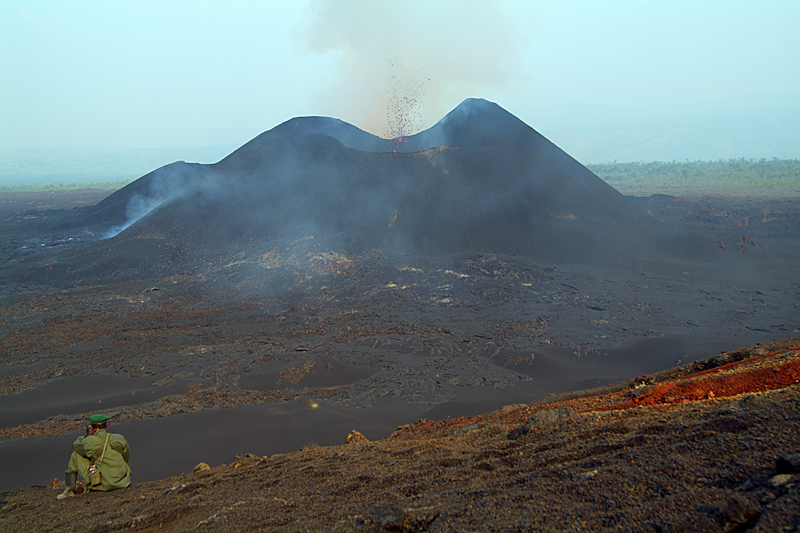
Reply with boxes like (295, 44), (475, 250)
(0, 98), (797, 491)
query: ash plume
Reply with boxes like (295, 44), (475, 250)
(300, 0), (531, 138)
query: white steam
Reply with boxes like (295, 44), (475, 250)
(102, 163), (202, 239)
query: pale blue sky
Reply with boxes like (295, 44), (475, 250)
(2, 0), (799, 163)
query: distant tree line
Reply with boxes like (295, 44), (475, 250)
(0, 179), (133, 193)
(587, 158), (800, 197)
(2, 159), (799, 197)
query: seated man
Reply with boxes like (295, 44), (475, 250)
(57, 414), (131, 500)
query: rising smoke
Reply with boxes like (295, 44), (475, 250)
(102, 162), (210, 239)
(300, 0), (531, 138)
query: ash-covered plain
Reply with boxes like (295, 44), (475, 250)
(0, 99), (797, 492)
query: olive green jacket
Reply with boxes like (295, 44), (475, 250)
(73, 429), (131, 490)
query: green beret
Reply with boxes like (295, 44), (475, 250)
(89, 414), (109, 425)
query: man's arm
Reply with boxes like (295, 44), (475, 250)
(115, 435), (131, 463)
(71, 435), (87, 457)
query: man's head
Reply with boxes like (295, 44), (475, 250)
(89, 414), (109, 431)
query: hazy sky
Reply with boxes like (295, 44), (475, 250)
(2, 0), (799, 163)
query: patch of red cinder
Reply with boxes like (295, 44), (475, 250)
(391, 345), (799, 440)
(610, 354), (800, 410)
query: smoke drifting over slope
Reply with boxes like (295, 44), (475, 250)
(300, 0), (530, 138)
(101, 162), (209, 238)
(33, 97), (766, 291)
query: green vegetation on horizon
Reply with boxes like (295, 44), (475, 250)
(588, 158), (800, 197)
(2, 159), (798, 198)
(0, 178), (135, 193)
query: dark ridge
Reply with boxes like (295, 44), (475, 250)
(227, 116), (392, 155)
(1, 99), (770, 287)
(70, 99), (645, 231)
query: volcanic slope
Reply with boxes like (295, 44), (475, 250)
(2, 337), (799, 532)
(3, 99), (763, 288)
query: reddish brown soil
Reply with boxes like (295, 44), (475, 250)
(389, 337), (800, 440)
(1, 337), (798, 532)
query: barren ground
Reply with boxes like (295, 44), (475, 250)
(0, 190), (798, 530)
(1, 337), (799, 532)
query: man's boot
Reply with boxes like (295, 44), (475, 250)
(56, 471), (76, 500)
